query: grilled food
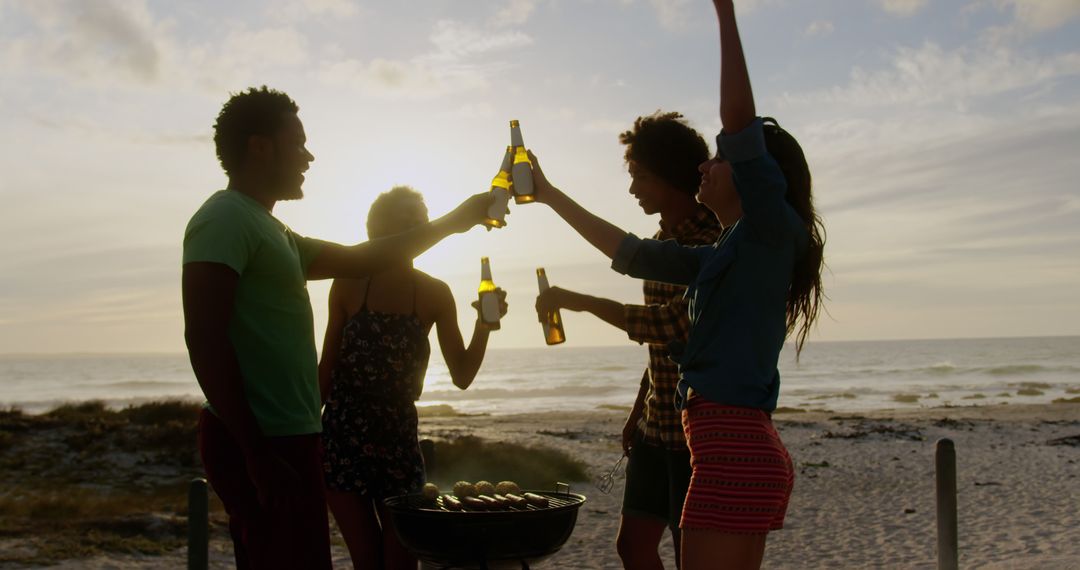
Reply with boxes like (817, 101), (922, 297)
(474, 480), (496, 496)
(453, 481), (477, 498)
(495, 480), (521, 496)
(522, 492), (549, 508)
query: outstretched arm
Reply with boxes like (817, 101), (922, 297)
(307, 192), (493, 280)
(529, 151), (627, 259)
(714, 0), (756, 134)
(535, 287), (626, 331)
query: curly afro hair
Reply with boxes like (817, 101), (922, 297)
(619, 111), (709, 197)
(213, 86), (299, 177)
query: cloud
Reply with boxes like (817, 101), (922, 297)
(0, 1), (313, 94)
(3, 0), (163, 83)
(428, 19), (532, 59)
(649, 0), (692, 30)
(218, 26), (309, 68)
(879, 0), (928, 17)
(777, 42), (1080, 110)
(490, 0), (539, 26)
(272, 0), (360, 21)
(805, 20), (835, 38)
(996, 0), (1080, 32)
(318, 20), (531, 99)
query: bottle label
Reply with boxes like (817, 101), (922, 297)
(487, 188), (510, 222)
(512, 163), (533, 196)
(480, 292), (500, 323)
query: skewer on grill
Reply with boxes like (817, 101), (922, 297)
(461, 496), (488, 510)
(441, 495), (463, 511)
(523, 492), (550, 508)
(503, 493), (529, 509)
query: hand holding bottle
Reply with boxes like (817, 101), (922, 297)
(534, 285), (577, 318)
(525, 150), (559, 205)
(443, 192), (497, 234)
(471, 288), (509, 323)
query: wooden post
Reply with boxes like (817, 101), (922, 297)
(935, 438), (958, 570)
(188, 477), (209, 570)
(420, 438), (436, 475)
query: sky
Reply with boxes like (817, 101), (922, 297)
(1, 0), (1079, 354)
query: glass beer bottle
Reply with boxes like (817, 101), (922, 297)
(536, 267), (565, 345)
(484, 146), (513, 229)
(478, 257), (501, 330)
(509, 120), (535, 204)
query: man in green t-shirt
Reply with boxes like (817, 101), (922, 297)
(182, 86), (491, 569)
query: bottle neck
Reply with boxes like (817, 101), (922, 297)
(481, 263), (493, 281)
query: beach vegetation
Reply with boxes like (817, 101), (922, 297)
(1016, 388), (1044, 396)
(0, 400), (215, 565)
(963, 394), (987, 400)
(596, 404), (632, 413)
(1052, 397), (1080, 404)
(1066, 386), (1080, 394)
(892, 394), (920, 403)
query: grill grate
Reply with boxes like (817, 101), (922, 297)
(401, 491), (583, 513)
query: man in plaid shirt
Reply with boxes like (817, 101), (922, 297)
(535, 111), (723, 569)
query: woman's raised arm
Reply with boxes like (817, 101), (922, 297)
(714, 0), (756, 134)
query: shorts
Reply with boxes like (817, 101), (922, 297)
(679, 398), (794, 534)
(621, 434), (693, 529)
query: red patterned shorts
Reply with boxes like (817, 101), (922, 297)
(679, 397), (794, 534)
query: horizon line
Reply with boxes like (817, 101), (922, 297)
(1, 333), (1078, 358)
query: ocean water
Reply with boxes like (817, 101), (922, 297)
(0, 336), (1077, 415)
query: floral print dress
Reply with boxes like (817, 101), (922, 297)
(322, 278), (430, 499)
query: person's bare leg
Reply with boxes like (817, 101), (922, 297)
(327, 489), (382, 569)
(680, 529), (766, 570)
(616, 513), (668, 569)
(670, 527), (683, 569)
(376, 502), (418, 570)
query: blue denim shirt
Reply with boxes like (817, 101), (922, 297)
(611, 118), (809, 413)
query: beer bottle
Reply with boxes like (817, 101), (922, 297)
(509, 120), (535, 204)
(484, 146), (513, 229)
(536, 267), (566, 345)
(478, 257), (501, 331)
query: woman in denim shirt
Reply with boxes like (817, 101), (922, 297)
(528, 2), (825, 567)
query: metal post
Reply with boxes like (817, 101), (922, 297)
(188, 477), (209, 570)
(935, 438), (958, 570)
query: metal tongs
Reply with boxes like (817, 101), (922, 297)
(593, 454), (627, 494)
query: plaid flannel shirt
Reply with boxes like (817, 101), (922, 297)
(624, 207), (725, 449)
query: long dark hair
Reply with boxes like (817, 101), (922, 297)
(762, 118), (825, 358)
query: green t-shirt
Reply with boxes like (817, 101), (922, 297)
(183, 189), (327, 436)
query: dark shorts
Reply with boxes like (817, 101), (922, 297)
(198, 409), (332, 570)
(621, 434), (693, 529)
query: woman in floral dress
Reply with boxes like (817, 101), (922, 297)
(319, 186), (507, 569)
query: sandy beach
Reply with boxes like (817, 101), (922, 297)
(2, 402), (1077, 569)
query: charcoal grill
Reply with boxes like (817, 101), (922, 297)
(383, 486), (586, 569)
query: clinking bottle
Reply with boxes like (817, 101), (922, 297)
(509, 120), (535, 204)
(484, 146), (513, 229)
(478, 257), (501, 331)
(536, 267), (565, 345)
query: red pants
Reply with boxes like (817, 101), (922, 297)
(197, 409), (332, 569)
